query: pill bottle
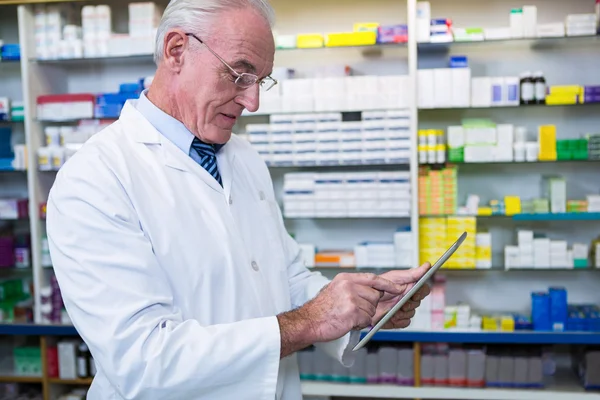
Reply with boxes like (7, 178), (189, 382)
(418, 145), (428, 164)
(514, 142), (526, 162)
(427, 145), (437, 164)
(45, 127), (61, 147)
(533, 71), (546, 105)
(519, 72), (534, 105)
(37, 147), (53, 171)
(51, 147), (65, 170)
(436, 144), (446, 164)
(418, 130), (428, 146)
(515, 127), (527, 143)
(427, 130), (437, 146)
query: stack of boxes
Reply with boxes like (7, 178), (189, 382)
(82, 5), (113, 58)
(354, 242), (395, 268)
(557, 139), (589, 160)
(13, 347), (42, 377)
(590, 135), (600, 160)
(475, 233), (492, 269)
(532, 288), (568, 331)
(246, 110), (411, 167)
(566, 14), (597, 36)
(419, 217), (478, 269)
(445, 217), (476, 269)
(418, 167), (457, 216)
(431, 278), (446, 330)
(545, 85), (600, 105)
(394, 228), (414, 268)
(419, 218), (446, 266)
(283, 171), (411, 218)
(537, 125), (556, 161)
(418, 67), (471, 109)
(543, 175), (566, 213)
(128, 2), (162, 54)
(0, 44), (20, 61)
(263, 74), (410, 115)
(430, 19), (453, 43)
(34, 3), (162, 60)
(447, 122), (516, 163)
(506, 229), (589, 269)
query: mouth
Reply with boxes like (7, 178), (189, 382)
(220, 113), (237, 123)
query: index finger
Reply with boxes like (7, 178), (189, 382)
(350, 273), (405, 295)
(404, 262), (432, 284)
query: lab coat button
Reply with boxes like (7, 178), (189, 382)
(229, 195), (233, 205)
(259, 191), (265, 201)
(251, 261), (259, 271)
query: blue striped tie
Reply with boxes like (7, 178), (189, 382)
(190, 138), (222, 187)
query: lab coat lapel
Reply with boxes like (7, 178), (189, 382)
(217, 144), (236, 199)
(121, 101), (224, 194)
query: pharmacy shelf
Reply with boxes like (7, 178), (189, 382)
(47, 377), (93, 385)
(31, 54), (154, 65)
(268, 161), (410, 169)
(418, 102), (600, 111)
(368, 330), (600, 345)
(285, 216), (411, 220)
(301, 381), (600, 400)
(452, 160), (600, 166)
(420, 213), (600, 221)
(514, 213), (600, 221)
(417, 34), (600, 52)
(0, 324), (78, 336)
(0, 375), (42, 383)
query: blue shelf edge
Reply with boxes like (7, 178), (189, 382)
(368, 330), (600, 344)
(2, 324), (599, 344)
(512, 213), (600, 221)
(0, 324), (79, 336)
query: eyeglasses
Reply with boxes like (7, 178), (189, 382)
(185, 33), (278, 92)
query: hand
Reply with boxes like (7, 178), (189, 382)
(301, 273), (403, 343)
(372, 263), (432, 330)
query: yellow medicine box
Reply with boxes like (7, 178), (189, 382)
(297, 34), (325, 48)
(504, 196), (521, 216)
(325, 31), (377, 47)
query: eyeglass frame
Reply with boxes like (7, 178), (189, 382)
(185, 33), (278, 92)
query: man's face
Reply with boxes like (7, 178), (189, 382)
(177, 8), (275, 145)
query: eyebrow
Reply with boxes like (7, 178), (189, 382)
(231, 59), (256, 74)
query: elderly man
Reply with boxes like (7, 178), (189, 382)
(46, 0), (431, 399)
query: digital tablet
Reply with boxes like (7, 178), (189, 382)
(352, 231), (468, 352)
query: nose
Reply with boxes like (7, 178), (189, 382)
(235, 84), (261, 113)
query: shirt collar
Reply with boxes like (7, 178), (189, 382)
(136, 90), (224, 155)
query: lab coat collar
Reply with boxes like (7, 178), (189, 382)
(120, 101), (236, 195)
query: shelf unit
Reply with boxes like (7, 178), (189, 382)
(1, 0), (599, 398)
(1, 0), (597, 328)
(301, 382), (600, 400)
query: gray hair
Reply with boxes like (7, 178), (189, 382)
(154, 0), (275, 65)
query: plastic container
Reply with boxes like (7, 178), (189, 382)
(45, 127), (61, 147)
(378, 347), (398, 383)
(520, 71), (534, 105)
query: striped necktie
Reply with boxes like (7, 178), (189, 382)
(190, 137), (223, 187)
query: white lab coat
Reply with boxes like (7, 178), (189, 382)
(46, 101), (359, 400)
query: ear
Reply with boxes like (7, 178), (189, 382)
(162, 29), (188, 72)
